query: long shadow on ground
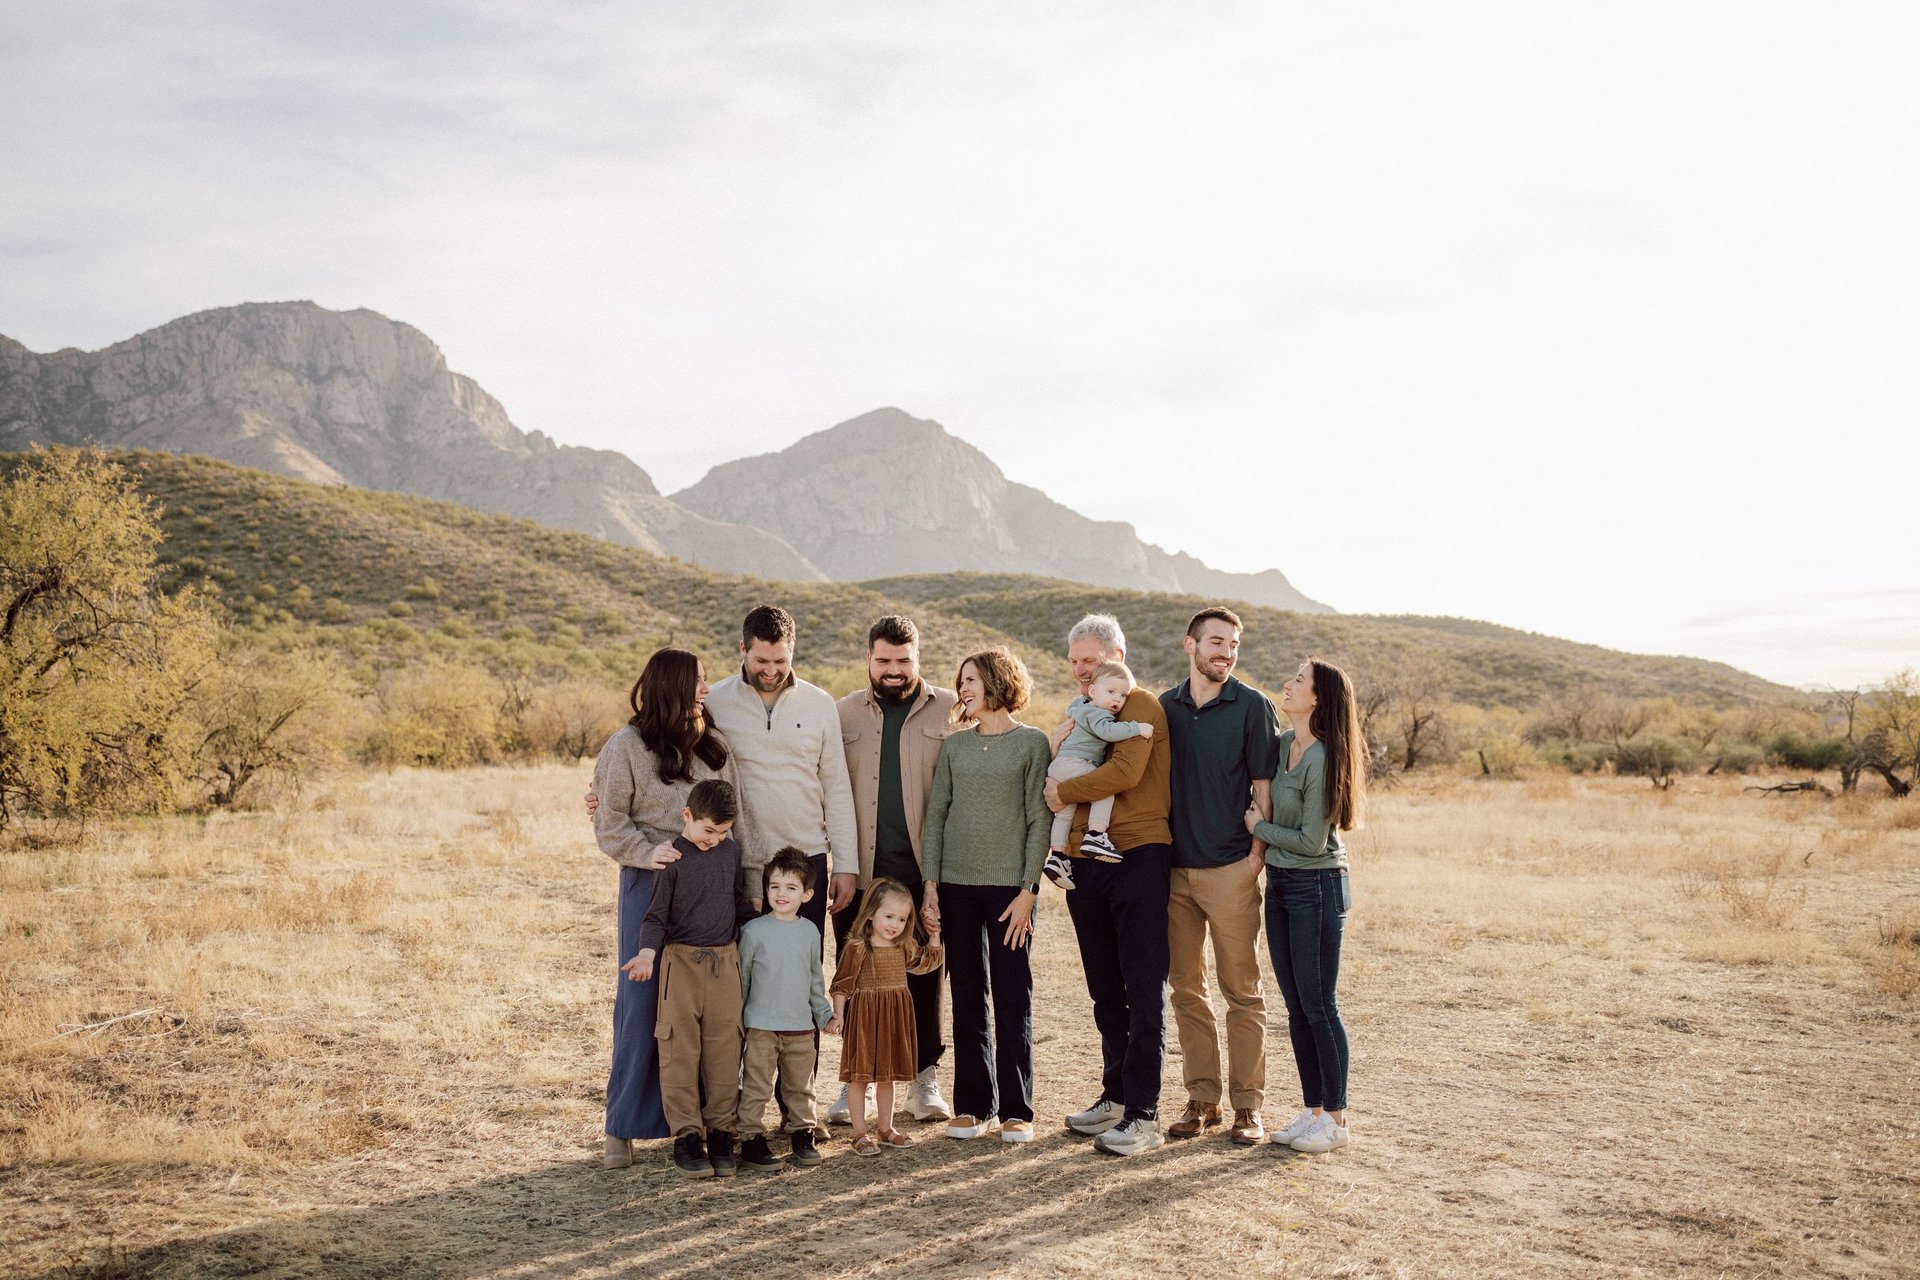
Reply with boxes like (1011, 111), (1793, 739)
(42, 1126), (1299, 1280)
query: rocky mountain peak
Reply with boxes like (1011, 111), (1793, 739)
(0, 302), (823, 580)
(674, 410), (1331, 613)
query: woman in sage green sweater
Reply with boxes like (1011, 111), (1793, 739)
(1244, 657), (1368, 1156)
(920, 647), (1051, 1143)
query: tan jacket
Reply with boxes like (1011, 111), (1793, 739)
(836, 682), (960, 884)
(1056, 687), (1173, 856)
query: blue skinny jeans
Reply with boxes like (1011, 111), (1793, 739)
(1264, 866), (1351, 1113)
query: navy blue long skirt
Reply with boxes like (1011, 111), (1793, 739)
(605, 864), (671, 1140)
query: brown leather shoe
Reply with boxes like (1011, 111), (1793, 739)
(1166, 1099), (1221, 1138)
(1230, 1109), (1265, 1145)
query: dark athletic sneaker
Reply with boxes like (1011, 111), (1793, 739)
(672, 1132), (713, 1178)
(739, 1133), (780, 1168)
(790, 1128), (822, 1167)
(1043, 851), (1076, 890)
(708, 1130), (737, 1177)
(1079, 830), (1124, 864)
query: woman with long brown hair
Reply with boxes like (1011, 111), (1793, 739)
(591, 648), (751, 1167)
(1244, 656), (1367, 1154)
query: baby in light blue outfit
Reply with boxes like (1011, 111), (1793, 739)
(1044, 660), (1153, 887)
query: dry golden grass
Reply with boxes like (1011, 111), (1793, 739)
(3, 767), (1916, 1278)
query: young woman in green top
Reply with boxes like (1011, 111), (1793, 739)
(1243, 657), (1367, 1155)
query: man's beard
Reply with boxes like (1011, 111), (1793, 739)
(1196, 657), (1234, 687)
(872, 675), (920, 705)
(748, 668), (788, 693)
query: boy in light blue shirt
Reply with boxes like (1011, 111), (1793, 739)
(736, 847), (834, 1168)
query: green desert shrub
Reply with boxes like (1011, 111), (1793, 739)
(358, 657), (502, 768)
(1769, 731), (1848, 771)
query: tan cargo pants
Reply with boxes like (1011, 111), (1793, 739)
(654, 942), (743, 1137)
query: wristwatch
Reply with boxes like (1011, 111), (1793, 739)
(1023, 882), (1041, 895)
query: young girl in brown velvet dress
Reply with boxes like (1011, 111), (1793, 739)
(829, 879), (944, 1155)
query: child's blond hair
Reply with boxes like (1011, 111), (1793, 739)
(1088, 660), (1135, 691)
(845, 878), (935, 970)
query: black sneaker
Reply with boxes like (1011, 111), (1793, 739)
(708, 1130), (737, 1177)
(789, 1128), (822, 1167)
(1043, 851), (1076, 890)
(1079, 830), (1124, 863)
(739, 1133), (779, 1168)
(672, 1133), (713, 1178)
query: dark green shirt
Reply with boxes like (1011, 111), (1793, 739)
(875, 694), (914, 860)
(1161, 676), (1282, 869)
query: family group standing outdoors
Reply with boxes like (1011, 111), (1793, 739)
(587, 602), (1366, 1177)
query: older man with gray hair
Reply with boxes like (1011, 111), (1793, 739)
(1045, 612), (1174, 1156)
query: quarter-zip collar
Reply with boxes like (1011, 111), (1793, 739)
(739, 663), (797, 729)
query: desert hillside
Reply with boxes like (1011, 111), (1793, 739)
(96, 450), (1792, 711)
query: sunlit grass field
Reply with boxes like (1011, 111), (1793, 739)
(3, 766), (1915, 1278)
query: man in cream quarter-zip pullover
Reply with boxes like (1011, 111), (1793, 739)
(702, 604), (859, 941)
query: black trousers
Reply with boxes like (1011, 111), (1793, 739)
(938, 882), (1034, 1123)
(1064, 843), (1172, 1121)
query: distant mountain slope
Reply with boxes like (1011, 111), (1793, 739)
(82, 450), (1060, 698)
(0, 302), (822, 581)
(8, 450), (1787, 713)
(672, 408), (1332, 614)
(861, 573), (1790, 708)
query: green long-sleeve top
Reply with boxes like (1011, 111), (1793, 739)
(1254, 730), (1348, 870)
(920, 724), (1052, 887)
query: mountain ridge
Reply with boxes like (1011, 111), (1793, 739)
(673, 407), (1331, 613)
(0, 301), (824, 580)
(0, 303), (1333, 613)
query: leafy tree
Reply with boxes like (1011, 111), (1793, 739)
(1852, 670), (1918, 797)
(0, 449), (217, 828)
(360, 656), (501, 767)
(191, 646), (350, 806)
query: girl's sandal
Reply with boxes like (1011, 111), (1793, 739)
(878, 1129), (915, 1149)
(851, 1134), (880, 1157)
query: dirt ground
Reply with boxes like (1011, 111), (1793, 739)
(2, 766), (1916, 1278)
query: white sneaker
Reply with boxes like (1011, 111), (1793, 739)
(1270, 1109), (1319, 1145)
(1093, 1116), (1164, 1156)
(1065, 1098), (1126, 1135)
(1043, 851), (1077, 890)
(1289, 1115), (1349, 1153)
(946, 1113), (1000, 1140)
(908, 1066), (952, 1121)
(825, 1083), (875, 1126)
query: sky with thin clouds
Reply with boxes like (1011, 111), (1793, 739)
(2, 1), (1914, 688)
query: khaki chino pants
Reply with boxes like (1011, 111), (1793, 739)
(655, 942), (743, 1137)
(1167, 861), (1267, 1111)
(738, 1029), (819, 1137)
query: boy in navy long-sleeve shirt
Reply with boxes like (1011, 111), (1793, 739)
(624, 779), (756, 1177)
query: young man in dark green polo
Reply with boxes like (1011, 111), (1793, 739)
(1161, 607), (1282, 1146)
